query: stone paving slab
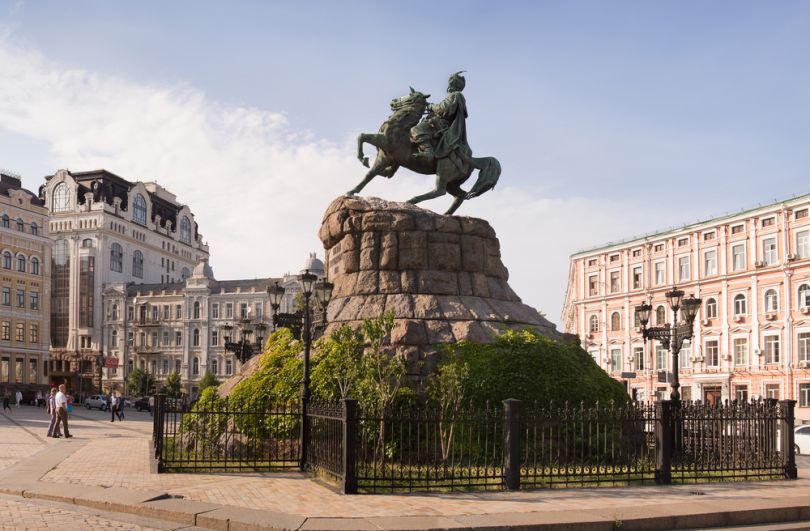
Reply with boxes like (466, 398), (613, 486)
(138, 498), (223, 526)
(196, 506), (307, 531)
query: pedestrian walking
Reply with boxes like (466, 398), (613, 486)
(46, 388), (61, 438)
(15, 389), (22, 409)
(118, 395), (125, 420)
(54, 384), (72, 438)
(2, 392), (11, 414)
(110, 393), (119, 422)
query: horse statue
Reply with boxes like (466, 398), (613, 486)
(347, 84), (501, 216)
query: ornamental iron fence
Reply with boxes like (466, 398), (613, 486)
(152, 395), (797, 494)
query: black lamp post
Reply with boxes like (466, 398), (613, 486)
(267, 281), (285, 331)
(313, 277), (334, 333)
(222, 317), (265, 364)
(636, 287), (701, 403)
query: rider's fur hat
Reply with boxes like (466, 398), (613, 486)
(448, 71), (466, 92)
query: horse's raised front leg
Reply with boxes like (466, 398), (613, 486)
(357, 133), (384, 168)
(406, 174), (448, 205)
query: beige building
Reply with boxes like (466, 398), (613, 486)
(0, 172), (51, 398)
(562, 193), (810, 420)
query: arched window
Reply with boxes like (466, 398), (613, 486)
(705, 298), (717, 319)
(16, 254), (25, 272)
(30, 222), (38, 236)
(734, 294), (747, 316)
(1, 214), (8, 228)
(16, 218), (24, 232)
(799, 284), (810, 308)
(192, 357), (199, 375)
(211, 359), (219, 375)
(132, 250), (143, 278)
(193, 301), (200, 319)
(30, 257), (39, 275)
(110, 243), (123, 273)
(193, 328), (200, 347)
(610, 311), (621, 331)
(181, 267), (190, 280)
(2, 251), (11, 269)
(180, 216), (191, 243)
(52, 182), (70, 212)
(764, 289), (779, 312)
(589, 314), (599, 333)
(82, 238), (93, 248)
(111, 330), (118, 347)
(132, 194), (147, 225)
(656, 305), (667, 325)
(111, 304), (119, 320)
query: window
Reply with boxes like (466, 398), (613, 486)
(180, 216), (191, 244)
(797, 208), (809, 220)
(1, 251), (9, 269)
(193, 301), (201, 319)
(211, 358), (219, 375)
(797, 230), (809, 259)
(800, 284), (810, 308)
(254, 302), (263, 318)
(175, 304), (182, 319)
(609, 254), (619, 263)
(735, 385), (749, 403)
(589, 314), (599, 333)
(800, 384), (810, 408)
(762, 217), (775, 228)
(632, 248), (641, 257)
(765, 383), (780, 400)
(677, 237), (689, 247)
(162, 359), (169, 375)
(111, 329), (118, 347)
(762, 237), (777, 265)
(226, 359), (233, 375)
(705, 340), (719, 367)
(211, 330), (219, 346)
(632, 267), (642, 289)
(30, 324), (38, 343)
(162, 305), (169, 320)
(588, 275), (598, 296)
(1, 287), (8, 306)
(162, 331), (169, 346)
(132, 250), (143, 278)
(193, 328), (200, 347)
(212, 303), (219, 319)
(52, 182), (70, 212)
(225, 303), (233, 319)
(655, 343), (667, 370)
(110, 243), (123, 272)
(133, 193), (147, 225)
(764, 289), (779, 312)
(609, 348), (622, 372)
(633, 346), (644, 371)
(705, 298), (717, 319)
(16, 254), (25, 272)
(30, 292), (38, 310)
(82, 238), (93, 248)
(734, 337), (748, 366)
(181, 267), (190, 279)
(654, 243), (665, 252)
(1, 321), (8, 340)
(609, 271), (620, 293)
(175, 331), (182, 346)
(655, 305), (666, 325)
(16, 218), (23, 232)
(127, 331), (134, 346)
(192, 357), (199, 375)
(610, 311), (621, 331)
(30, 222), (38, 236)
(799, 332), (810, 363)
(240, 303), (249, 319)
(175, 359), (181, 373)
(703, 232), (715, 241)
(1, 214), (7, 228)
(654, 262), (665, 285)
(732, 244), (746, 271)
(678, 256), (690, 281)
(16, 289), (24, 308)
(733, 224), (746, 235)
(679, 341), (691, 368)
(587, 258), (597, 267)
(764, 335), (781, 364)
(15, 323), (23, 342)
(734, 294), (747, 316)
(30, 257), (39, 275)
(704, 250), (717, 276)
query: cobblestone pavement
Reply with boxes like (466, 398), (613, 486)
(6, 405), (810, 523)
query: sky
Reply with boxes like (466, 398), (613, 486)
(1, 1), (809, 324)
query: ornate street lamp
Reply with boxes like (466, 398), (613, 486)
(635, 287), (701, 403)
(313, 278), (334, 328)
(267, 282), (285, 330)
(222, 318), (264, 364)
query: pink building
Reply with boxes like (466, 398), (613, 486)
(562, 194), (810, 420)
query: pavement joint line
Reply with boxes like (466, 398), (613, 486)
(1, 409), (50, 443)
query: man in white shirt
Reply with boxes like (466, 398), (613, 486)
(54, 384), (72, 438)
(15, 390), (22, 409)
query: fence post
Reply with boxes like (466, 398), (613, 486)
(655, 400), (672, 485)
(779, 399), (798, 479)
(342, 398), (358, 494)
(300, 396), (309, 472)
(154, 394), (166, 471)
(503, 398), (521, 490)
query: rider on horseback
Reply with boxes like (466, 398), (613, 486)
(410, 71), (471, 171)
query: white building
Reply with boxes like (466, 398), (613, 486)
(41, 169), (209, 395)
(101, 254), (325, 396)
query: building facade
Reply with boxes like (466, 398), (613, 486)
(562, 194), (810, 420)
(0, 172), (52, 397)
(101, 254), (325, 396)
(41, 169), (209, 396)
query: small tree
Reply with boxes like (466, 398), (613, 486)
(127, 368), (156, 397)
(359, 312), (404, 414)
(163, 370), (183, 398)
(311, 325), (363, 400)
(428, 349), (470, 461)
(198, 371), (220, 395)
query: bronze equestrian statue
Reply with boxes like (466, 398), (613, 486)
(347, 72), (501, 216)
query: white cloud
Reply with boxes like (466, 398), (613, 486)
(0, 35), (684, 326)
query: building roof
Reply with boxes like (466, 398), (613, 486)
(571, 190), (810, 258)
(0, 173), (45, 207)
(125, 277), (283, 297)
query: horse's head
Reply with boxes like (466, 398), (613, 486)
(390, 86), (430, 112)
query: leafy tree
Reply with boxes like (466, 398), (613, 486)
(357, 312), (404, 414)
(127, 368), (156, 397)
(198, 371), (220, 395)
(311, 325), (363, 400)
(163, 370), (183, 398)
(427, 349), (470, 461)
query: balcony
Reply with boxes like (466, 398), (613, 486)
(134, 344), (162, 355)
(133, 317), (162, 328)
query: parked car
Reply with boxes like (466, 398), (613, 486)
(84, 395), (109, 411)
(795, 425), (810, 455)
(134, 397), (150, 411)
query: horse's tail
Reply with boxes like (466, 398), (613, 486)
(466, 156), (501, 199)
